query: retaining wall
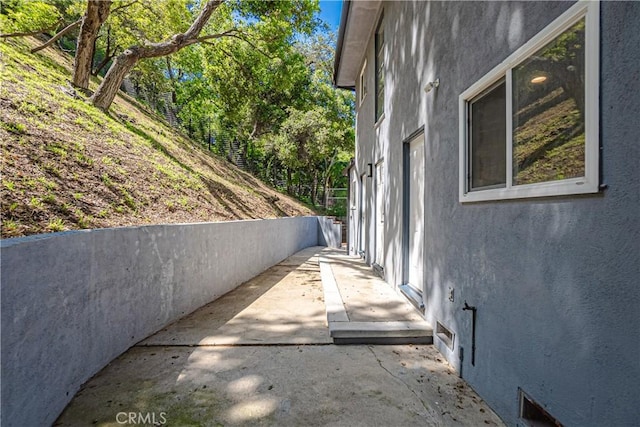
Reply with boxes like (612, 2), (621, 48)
(1, 216), (338, 426)
(317, 216), (342, 248)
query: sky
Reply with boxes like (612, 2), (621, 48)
(318, 0), (344, 32)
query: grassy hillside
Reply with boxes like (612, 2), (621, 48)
(0, 37), (314, 239)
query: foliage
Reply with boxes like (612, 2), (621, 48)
(0, 36), (315, 238)
(0, 1), (61, 34)
(2, 0), (355, 208)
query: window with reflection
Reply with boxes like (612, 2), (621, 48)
(459, 2), (598, 202)
(512, 19), (585, 185)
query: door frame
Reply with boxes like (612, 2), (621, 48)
(358, 172), (367, 258)
(373, 159), (385, 275)
(401, 126), (426, 312)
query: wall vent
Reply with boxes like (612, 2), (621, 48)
(519, 389), (563, 427)
(436, 321), (455, 350)
(372, 263), (384, 279)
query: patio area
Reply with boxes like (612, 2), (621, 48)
(54, 246), (504, 426)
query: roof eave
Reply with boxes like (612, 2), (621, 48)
(332, 0), (352, 89)
(332, 1), (381, 90)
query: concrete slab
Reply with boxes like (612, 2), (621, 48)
(320, 250), (433, 344)
(141, 246), (331, 346)
(319, 261), (349, 323)
(330, 321), (434, 337)
(54, 248), (504, 426)
(55, 345), (504, 427)
(323, 251), (426, 323)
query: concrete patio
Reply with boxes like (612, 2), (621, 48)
(54, 246), (504, 426)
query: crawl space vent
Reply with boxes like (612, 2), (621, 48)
(519, 389), (563, 427)
(436, 321), (454, 350)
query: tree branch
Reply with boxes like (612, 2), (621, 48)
(30, 19), (82, 53)
(110, 0), (139, 15)
(226, 31), (274, 59)
(90, 0), (225, 110)
(0, 19), (62, 38)
(199, 29), (274, 59)
(197, 28), (238, 42)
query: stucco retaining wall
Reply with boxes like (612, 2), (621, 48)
(1, 216), (337, 426)
(317, 216), (342, 248)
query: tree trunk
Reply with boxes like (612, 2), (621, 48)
(323, 153), (337, 208)
(92, 51), (115, 76)
(92, 25), (114, 76)
(90, 0), (223, 111)
(89, 49), (138, 110)
(323, 175), (331, 209)
(73, 0), (111, 89)
(311, 169), (318, 206)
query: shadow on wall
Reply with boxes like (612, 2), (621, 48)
(0, 216), (336, 427)
(317, 216), (342, 248)
(378, 1), (640, 426)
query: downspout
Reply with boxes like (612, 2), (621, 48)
(462, 301), (477, 366)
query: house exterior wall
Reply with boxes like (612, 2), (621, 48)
(348, 1), (640, 425)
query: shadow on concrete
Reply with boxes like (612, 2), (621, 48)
(140, 246), (331, 346)
(55, 344), (504, 426)
(54, 246), (504, 427)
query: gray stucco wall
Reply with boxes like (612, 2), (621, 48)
(352, 1), (640, 425)
(1, 216), (334, 427)
(317, 216), (342, 248)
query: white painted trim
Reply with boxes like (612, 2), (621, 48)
(459, 0), (599, 203)
(506, 70), (514, 189)
(584, 0), (600, 196)
(359, 59), (368, 106)
(458, 96), (467, 200)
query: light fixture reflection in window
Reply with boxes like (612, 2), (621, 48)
(530, 75), (547, 84)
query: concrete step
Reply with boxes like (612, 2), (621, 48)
(330, 321), (433, 345)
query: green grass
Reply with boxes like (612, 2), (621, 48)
(1, 121), (27, 134)
(46, 218), (65, 232)
(0, 36), (314, 238)
(42, 193), (56, 204)
(2, 220), (20, 235)
(29, 197), (44, 209)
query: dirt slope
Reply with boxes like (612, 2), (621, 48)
(0, 37), (314, 238)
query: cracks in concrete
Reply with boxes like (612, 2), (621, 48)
(366, 346), (434, 420)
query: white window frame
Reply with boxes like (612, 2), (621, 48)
(459, 1), (599, 203)
(359, 59), (367, 106)
(374, 13), (385, 124)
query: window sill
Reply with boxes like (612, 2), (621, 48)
(374, 113), (385, 129)
(459, 178), (600, 203)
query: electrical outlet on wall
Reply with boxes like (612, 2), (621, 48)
(448, 287), (454, 302)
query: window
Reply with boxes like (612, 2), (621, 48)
(459, 1), (599, 202)
(375, 14), (384, 122)
(359, 59), (367, 106)
(469, 80), (507, 190)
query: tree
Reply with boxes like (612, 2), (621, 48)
(2, 0), (353, 208)
(73, 0), (111, 89)
(90, 0), (319, 111)
(0, 1), (62, 36)
(89, 0), (223, 110)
